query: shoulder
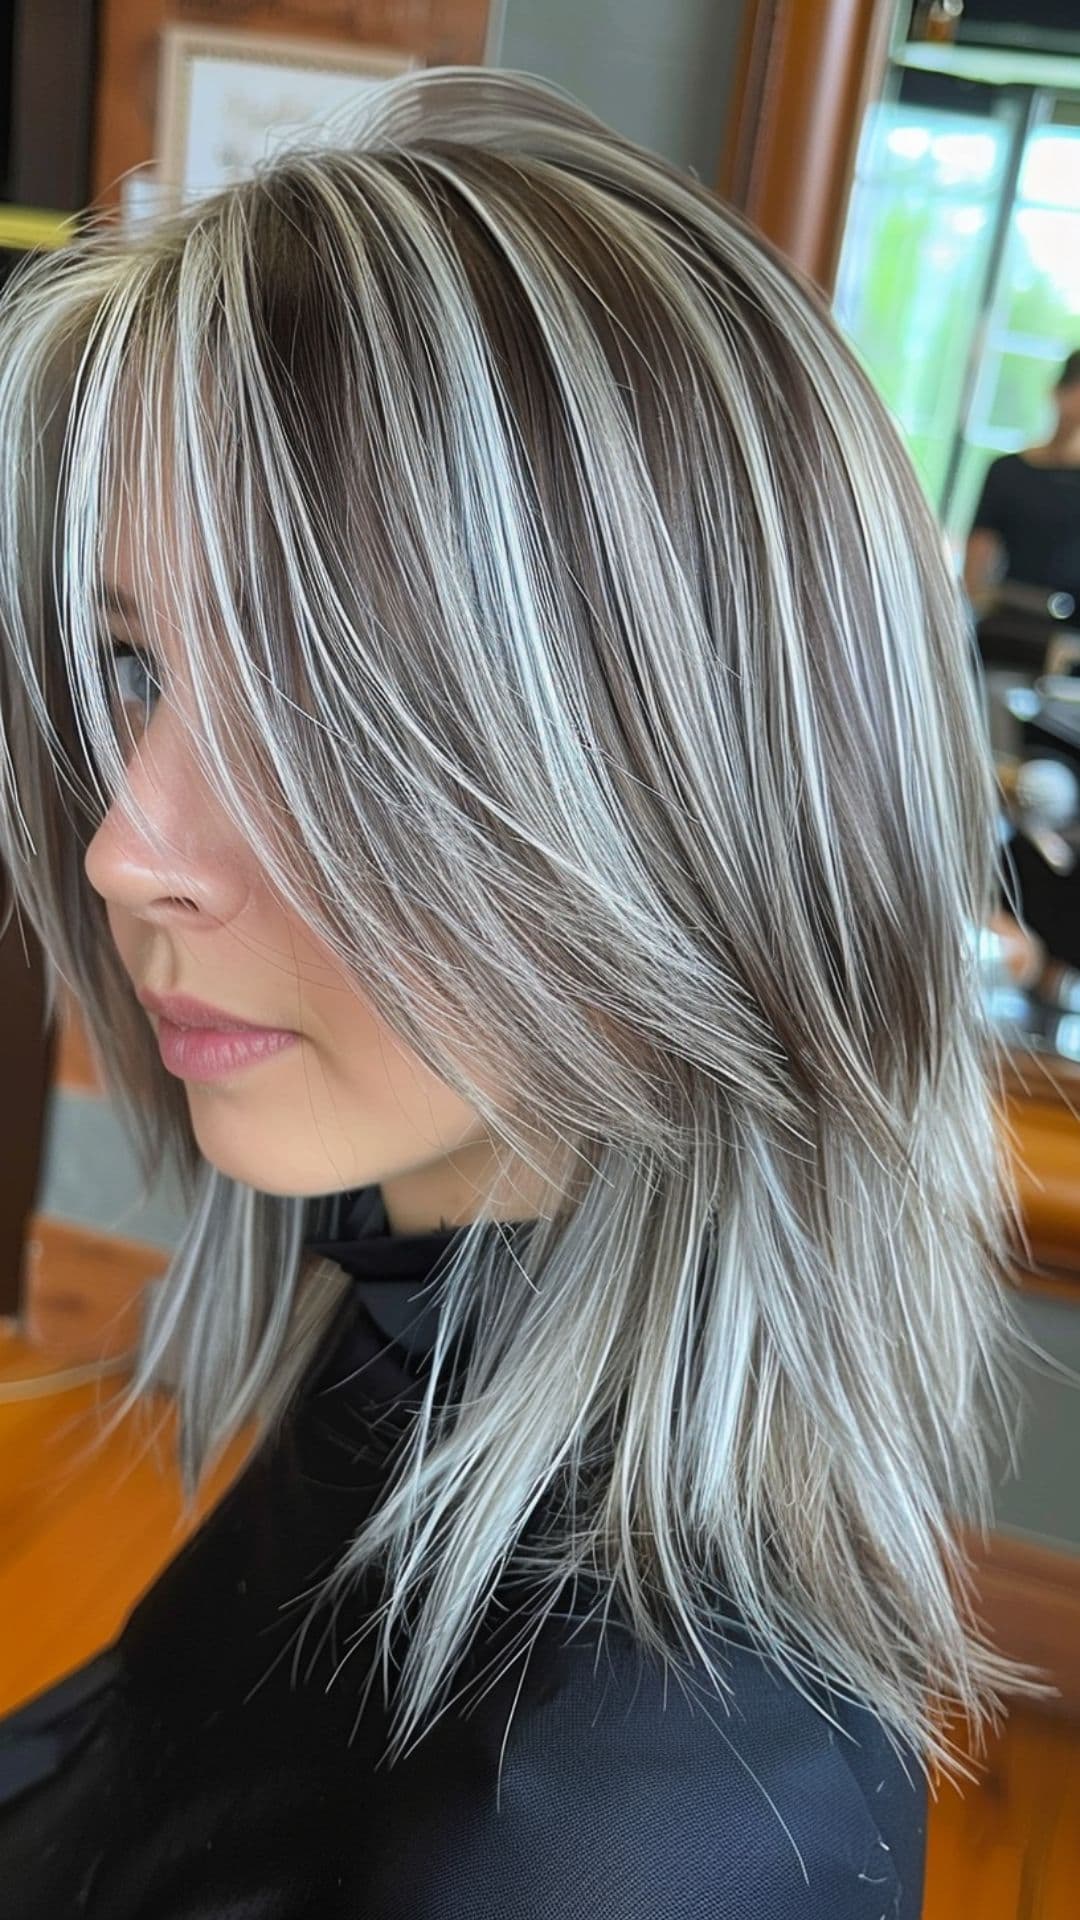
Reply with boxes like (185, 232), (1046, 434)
(979, 452), (1020, 492)
(992, 451), (1059, 492)
(358, 1615), (925, 1920)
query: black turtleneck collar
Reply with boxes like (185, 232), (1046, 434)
(303, 1184), (465, 1368)
(303, 1185), (533, 1371)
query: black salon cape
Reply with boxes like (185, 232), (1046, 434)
(0, 1187), (926, 1917)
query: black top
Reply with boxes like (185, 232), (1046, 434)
(971, 451), (1080, 605)
(0, 1186), (926, 1917)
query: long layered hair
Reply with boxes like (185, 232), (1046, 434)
(0, 67), (1028, 1773)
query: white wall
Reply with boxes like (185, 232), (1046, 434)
(489, 0), (749, 183)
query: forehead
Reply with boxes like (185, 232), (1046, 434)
(93, 383), (189, 622)
(103, 509), (161, 592)
(96, 498), (188, 663)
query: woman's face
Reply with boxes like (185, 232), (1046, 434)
(82, 518), (509, 1232)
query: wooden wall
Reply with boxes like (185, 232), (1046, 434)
(93, 0), (492, 207)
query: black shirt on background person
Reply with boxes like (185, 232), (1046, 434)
(965, 348), (1080, 612)
(969, 451), (1080, 610)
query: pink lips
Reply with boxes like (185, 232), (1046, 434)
(138, 990), (300, 1084)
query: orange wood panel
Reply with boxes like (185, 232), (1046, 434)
(93, 0), (493, 208)
(0, 874), (53, 1318)
(0, 1326), (254, 1715)
(923, 1704), (1080, 1920)
(960, 1526), (1080, 1722)
(20, 1214), (169, 1362)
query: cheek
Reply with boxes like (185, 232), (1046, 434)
(325, 1033), (486, 1165)
(294, 940), (484, 1143)
(104, 900), (142, 970)
(311, 976), (463, 1114)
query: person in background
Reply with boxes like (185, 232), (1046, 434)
(964, 349), (1080, 614)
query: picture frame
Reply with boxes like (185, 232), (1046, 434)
(155, 24), (421, 207)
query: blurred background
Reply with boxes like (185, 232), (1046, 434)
(1, 5), (1078, 1912)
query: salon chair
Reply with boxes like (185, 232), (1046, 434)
(975, 581), (1079, 676)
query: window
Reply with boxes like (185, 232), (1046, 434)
(835, 70), (1080, 561)
(834, 77), (1013, 510)
(951, 107), (1080, 544)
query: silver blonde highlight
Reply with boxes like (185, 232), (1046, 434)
(0, 67), (1035, 1777)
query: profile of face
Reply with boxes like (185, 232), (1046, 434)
(82, 514), (507, 1232)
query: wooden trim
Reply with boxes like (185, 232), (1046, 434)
(717, 0), (780, 214)
(962, 1527), (1080, 1719)
(717, 0), (894, 293)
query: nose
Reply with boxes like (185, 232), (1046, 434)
(83, 704), (254, 932)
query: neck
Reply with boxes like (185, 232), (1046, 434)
(378, 1137), (561, 1234)
(1036, 422), (1080, 463)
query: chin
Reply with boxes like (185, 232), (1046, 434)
(184, 1091), (376, 1199)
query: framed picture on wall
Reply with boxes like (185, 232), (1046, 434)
(155, 25), (421, 207)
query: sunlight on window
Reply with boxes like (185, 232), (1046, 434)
(929, 130), (999, 186)
(1015, 209), (1080, 306)
(1020, 129), (1080, 211)
(885, 125), (931, 163)
(834, 102), (1009, 508)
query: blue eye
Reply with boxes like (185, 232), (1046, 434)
(102, 639), (161, 741)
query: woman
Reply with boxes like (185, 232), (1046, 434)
(0, 67), (1027, 1918)
(964, 347), (1080, 614)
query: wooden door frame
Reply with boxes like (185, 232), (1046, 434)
(717, 0), (897, 295)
